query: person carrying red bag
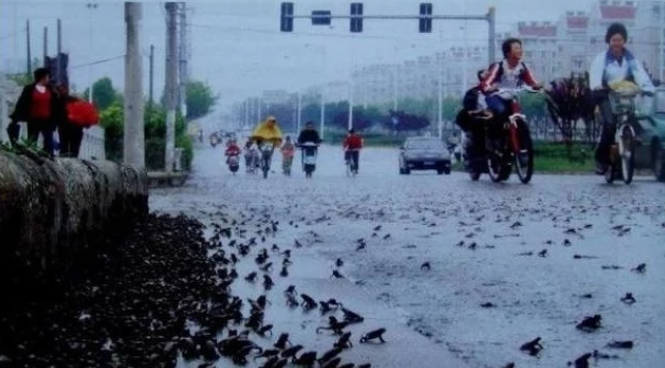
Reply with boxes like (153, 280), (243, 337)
(57, 85), (99, 158)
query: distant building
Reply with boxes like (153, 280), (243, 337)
(557, 11), (591, 74)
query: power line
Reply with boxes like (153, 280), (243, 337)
(0, 29), (26, 41)
(70, 54), (125, 69)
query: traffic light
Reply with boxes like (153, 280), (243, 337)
(350, 3), (363, 33)
(419, 3), (432, 33)
(280, 2), (294, 32)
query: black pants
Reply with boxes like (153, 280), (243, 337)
(58, 124), (84, 158)
(6, 121), (20, 145)
(345, 150), (360, 171)
(589, 90), (614, 165)
(27, 119), (55, 156)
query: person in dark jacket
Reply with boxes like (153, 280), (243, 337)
(8, 68), (63, 156)
(55, 85), (85, 158)
(297, 121), (322, 145)
(456, 69), (493, 164)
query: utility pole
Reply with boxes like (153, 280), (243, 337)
(348, 80), (354, 131)
(437, 57), (443, 140)
(392, 64), (398, 111)
(26, 20), (31, 74)
(244, 100), (249, 129)
(257, 97), (262, 121)
(320, 91), (325, 140)
(57, 19), (62, 85)
(660, 1), (665, 83)
(296, 91), (302, 133)
(165, 2), (178, 173)
(488, 6), (496, 64)
(124, 2), (145, 169)
(149, 44), (154, 110)
(178, 2), (189, 116)
(43, 26), (47, 68)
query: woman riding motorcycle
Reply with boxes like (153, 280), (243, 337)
(589, 23), (655, 174)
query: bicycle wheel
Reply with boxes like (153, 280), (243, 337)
(618, 125), (635, 185)
(514, 121), (534, 184)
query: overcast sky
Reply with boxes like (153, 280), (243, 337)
(1, 0), (596, 109)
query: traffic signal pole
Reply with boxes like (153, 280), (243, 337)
(281, 3), (497, 65)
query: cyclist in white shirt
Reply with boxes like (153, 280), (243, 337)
(589, 22), (655, 174)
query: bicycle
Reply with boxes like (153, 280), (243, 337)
(345, 149), (359, 177)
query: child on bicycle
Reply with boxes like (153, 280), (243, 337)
(343, 129), (363, 174)
(281, 136), (296, 174)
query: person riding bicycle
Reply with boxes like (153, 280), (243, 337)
(343, 129), (363, 174)
(480, 38), (543, 124)
(281, 136), (296, 174)
(244, 140), (259, 172)
(250, 115), (284, 168)
(589, 23), (655, 175)
(297, 121), (322, 146)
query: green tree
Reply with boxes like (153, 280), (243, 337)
(83, 77), (117, 111)
(99, 102), (124, 162)
(99, 102), (193, 170)
(186, 80), (218, 120)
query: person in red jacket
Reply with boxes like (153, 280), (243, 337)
(8, 68), (63, 156)
(224, 139), (242, 164)
(343, 129), (363, 174)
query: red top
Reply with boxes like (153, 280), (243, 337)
(343, 135), (363, 150)
(225, 145), (241, 156)
(30, 88), (52, 119)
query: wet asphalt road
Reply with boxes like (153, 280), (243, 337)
(151, 145), (665, 368)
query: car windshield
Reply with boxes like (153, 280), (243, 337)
(406, 139), (444, 150)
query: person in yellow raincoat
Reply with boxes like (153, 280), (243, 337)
(250, 116), (283, 146)
(250, 116), (284, 173)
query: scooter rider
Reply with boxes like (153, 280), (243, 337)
(225, 139), (242, 164)
(297, 121), (322, 146)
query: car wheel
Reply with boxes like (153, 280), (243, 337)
(653, 140), (665, 182)
(444, 168), (451, 175)
(437, 169), (444, 175)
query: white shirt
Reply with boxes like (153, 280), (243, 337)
(589, 50), (654, 92)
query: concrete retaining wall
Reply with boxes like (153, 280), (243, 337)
(0, 151), (148, 269)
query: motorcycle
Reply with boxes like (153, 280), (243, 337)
(210, 134), (220, 148)
(299, 142), (319, 178)
(227, 153), (240, 174)
(464, 87), (540, 184)
(602, 85), (652, 185)
(260, 142), (274, 179)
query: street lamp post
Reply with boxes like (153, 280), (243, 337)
(320, 91), (325, 140)
(86, 2), (98, 103)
